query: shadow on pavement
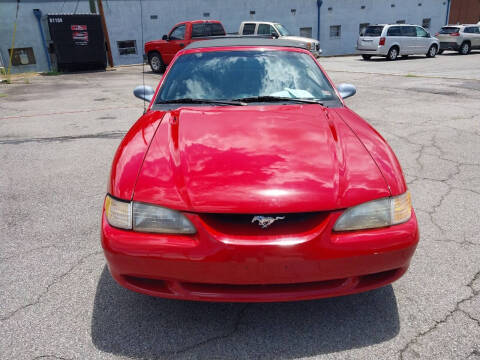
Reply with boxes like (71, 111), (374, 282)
(91, 266), (400, 359)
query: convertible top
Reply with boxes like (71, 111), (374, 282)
(185, 37), (309, 50)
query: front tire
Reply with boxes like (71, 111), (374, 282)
(459, 42), (471, 55)
(362, 54), (372, 60)
(387, 46), (399, 61)
(148, 52), (165, 73)
(426, 45), (437, 58)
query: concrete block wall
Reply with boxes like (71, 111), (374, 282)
(0, 0), (449, 73)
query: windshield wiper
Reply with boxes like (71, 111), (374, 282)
(158, 98), (246, 106)
(233, 96), (324, 105)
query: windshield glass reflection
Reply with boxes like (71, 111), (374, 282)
(157, 51), (338, 102)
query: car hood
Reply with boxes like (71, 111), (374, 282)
(281, 35), (319, 44)
(132, 105), (390, 213)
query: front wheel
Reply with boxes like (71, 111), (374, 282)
(361, 54), (372, 60)
(426, 45), (437, 58)
(459, 42), (470, 55)
(387, 47), (399, 61)
(148, 52), (165, 73)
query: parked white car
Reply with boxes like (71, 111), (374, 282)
(356, 24), (440, 60)
(238, 21), (322, 57)
(436, 24), (480, 55)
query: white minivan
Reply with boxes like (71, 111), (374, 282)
(357, 24), (440, 60)
(239, 21), (322, 57)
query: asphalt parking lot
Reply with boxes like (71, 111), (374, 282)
(1, 52), (479, 359)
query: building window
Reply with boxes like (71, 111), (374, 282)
(300, 27), (313, 38)
(150, 15), (158, 19)
(8, 47), (36, 65)
(117, 40), (137, 55)
(396, 20), (406, 24)
(330, 25), (341, 38)
(422, 18), (431, 29)
(203, 12), (210, 17)
(359, 23), (370, 35)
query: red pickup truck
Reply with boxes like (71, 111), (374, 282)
(145, 20), (226, 73)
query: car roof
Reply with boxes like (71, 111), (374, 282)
(185, 37), (309, 50)
(443, 24), (478, 27)
(383, 24), (418, 26)
(175, 19), (222, 26)
(241, 21), (276, 24)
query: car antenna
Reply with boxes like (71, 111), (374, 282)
(140, 0), (146, 114)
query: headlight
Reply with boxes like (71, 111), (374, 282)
(104, 195), (132, 229)
(133, 202), (196, 234)
(104, 195), (196, 234)
(333, 192), (412, 231)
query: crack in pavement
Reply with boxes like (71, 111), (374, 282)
(0, 131), (126, 145)
(467, 349), (480, 359)
(32, 355), (72, 360)
(399, 270), (480, 360)
(325, 69), (480, 81)
(0, 243), (97, 261)
(0, 251), (102, 322)
(159, 304), (250, 357)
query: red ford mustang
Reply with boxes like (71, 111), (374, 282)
(101, 38), (418, 302)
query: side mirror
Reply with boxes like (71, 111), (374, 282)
(162, 34), (168, 40)
(337, 83), (356, 99)
(271, 32), (279, 38)
(427, 32), (431, 37)
(133, 85), (155, 102)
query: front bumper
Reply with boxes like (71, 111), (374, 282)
(102, 210), (419, 302)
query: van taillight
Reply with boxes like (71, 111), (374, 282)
(379, 37), (386, 46)
(450, 32), (460, 36)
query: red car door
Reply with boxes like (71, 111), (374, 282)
(164, 23), (188, 64)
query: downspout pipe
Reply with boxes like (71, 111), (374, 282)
(33, 9), (52, 72)
(445, 0), (451, 25)
(317, 0), (323, 42)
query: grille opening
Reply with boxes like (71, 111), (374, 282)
(123, 275), (171, 294)
(182, 278), (346, 294)
(199, 212), (329, 236)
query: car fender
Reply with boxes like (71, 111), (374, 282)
(108, 111), (166, 200)
(333, 108), (407, 196)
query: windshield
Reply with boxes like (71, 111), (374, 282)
(274, 23), (291, 36)
(439, 27), (460, 34)
(156, 50), (339, 104)
(364, 26), (384, 37)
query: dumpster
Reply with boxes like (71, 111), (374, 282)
(47, 14), (107, 71)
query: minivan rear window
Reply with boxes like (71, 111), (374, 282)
(364, 26), (384, 36)
(439, 27), (460, 34)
